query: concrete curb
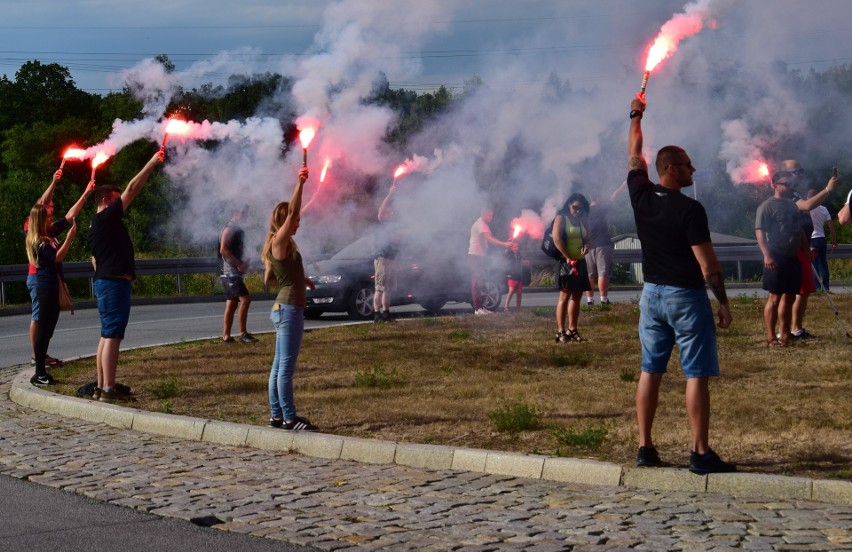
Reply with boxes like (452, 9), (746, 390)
(9, 370), (851, 506)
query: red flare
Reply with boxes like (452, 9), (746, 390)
(512, 224), (523, 240)
(162, 117), (192, 148)
(60, 146), (86, 169)
(393, 165), (407, 179)
(320, 158), (331, 183)
(90, 151), (110, 179)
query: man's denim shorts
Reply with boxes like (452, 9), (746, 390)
(94, 278), (132, 339)
(638, 284), (720, 378)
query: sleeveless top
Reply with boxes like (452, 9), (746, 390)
(267, 239), (306, 308)
(564, 217), (586, 260)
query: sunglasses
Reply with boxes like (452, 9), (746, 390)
(569, 204), (584, 211)
(776, 168), (805, 177)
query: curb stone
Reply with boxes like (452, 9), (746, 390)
(9, 369), (852, 506)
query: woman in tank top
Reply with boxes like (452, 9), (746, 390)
(261, 166), (317, 431)
(552, 193), (591, 343)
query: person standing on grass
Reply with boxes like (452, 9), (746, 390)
(24, 170), (94, 368)
(552, 193), (591, 343)
(372, 182), (399, 323)
(807, 188), (837, 292)
(218, 205), (257, 343)
(755, 171), (811, 348)
(584, 182), (626, 306)
(87, 150), (164, 403)
(627, 91), (735, 475)
(468, 207), (516, 315)
(262, 166), (317, 431)
(774, 160), (840, 341)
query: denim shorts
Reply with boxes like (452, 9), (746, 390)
(94, 278), (132, 339)
(638, 284), (719, 378)
(27, 275), (39, 320)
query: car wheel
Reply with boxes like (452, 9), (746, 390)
(418, 298), (446, 313)
(346, 285), (375, 320)
(479, 280), (502, 311)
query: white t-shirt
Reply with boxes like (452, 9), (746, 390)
(809, 205), (831, 239)
(468, 217), (492, 256)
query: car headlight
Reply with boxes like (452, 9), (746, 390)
(313, 275), (342, 284)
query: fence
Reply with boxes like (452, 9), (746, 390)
(1, 245), (851, 306)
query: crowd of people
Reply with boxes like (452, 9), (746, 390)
(21, 91), (850, 473)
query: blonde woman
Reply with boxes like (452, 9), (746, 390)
(262, 166), (316, 431)
(25, 203), (78, 385)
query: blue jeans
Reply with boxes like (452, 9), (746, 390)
(638, 284), (719, 378)
(269, 303), (304, 420)
(810, 237), (829, 291)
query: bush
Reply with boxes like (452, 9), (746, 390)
(489, 401), (542, 432)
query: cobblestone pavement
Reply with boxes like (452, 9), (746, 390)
(1, 366), (850, 551)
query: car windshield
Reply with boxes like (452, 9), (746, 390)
(330, 236), (375, 260)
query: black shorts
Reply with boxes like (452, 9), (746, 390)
(220, 274), (249, 300)
(762, 255), (801, 295)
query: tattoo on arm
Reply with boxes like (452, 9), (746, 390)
(628, 156), (647, 172)
(705, 270), (728, 304)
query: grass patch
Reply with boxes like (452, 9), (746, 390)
(489, 401), (542, 432)
(551, 423), (608, 449)
(49, 294), (852, 479)
(353, 365), (405, 388)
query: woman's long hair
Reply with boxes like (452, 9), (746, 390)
(261, 201), (290, 266)
(25, 204), (50, 267)
(561, 193), (590, 217)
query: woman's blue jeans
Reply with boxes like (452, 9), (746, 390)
(268, 303), (304, 420)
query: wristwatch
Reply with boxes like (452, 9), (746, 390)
(629, 110), (643, 119)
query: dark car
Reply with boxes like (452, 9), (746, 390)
(304, 230), (506, 320)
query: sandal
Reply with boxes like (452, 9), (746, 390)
(766, 338), (786, 348)
(555, 331), (570, 343)
(568, 329), (586, 342)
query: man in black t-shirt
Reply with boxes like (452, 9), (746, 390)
(627, 91), (735, 475)
(87, 150), (164, 403)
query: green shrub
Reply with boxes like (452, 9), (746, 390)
(551, 423), (608, 449)
(354, 365), (404, 388)
(489, 401), (542, 432)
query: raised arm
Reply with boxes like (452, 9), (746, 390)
(55, 218), (78, 264)
(271, 167), (310, 258)
(795, 167), (840, 212)
(377, 184), (396, 222)
(121, 150), (165, 211)
(38, 170), (62, 206)
(63, 179), (95, 222)
(691, 241), (731, 328)
(628, 92), (648, 173)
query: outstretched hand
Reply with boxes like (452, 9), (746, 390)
(631, 91), (646, 113)
(298, 166), (310, 185)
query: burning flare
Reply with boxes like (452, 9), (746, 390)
(320, 158), (331, 183)
(393, 165), (407, 179)
(641, 0), (716, 90)
(90, 151), (110, 179)
(60, 146), (86, 169)
(512, 224), (523, 240)
(162, 117), (192, 148)
(299, 127), (316, 167)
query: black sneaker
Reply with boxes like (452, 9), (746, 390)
(282, 416), (317, 431)
(790, 329), (816, 341)
(268, 418), (284, 428)
(636, 446), (661, 467)
(238, 333), (258, 344)
(689, 449), (736, 474)
(30, 373), (55, 386)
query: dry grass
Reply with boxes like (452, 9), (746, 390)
(52, 293), (852, 479)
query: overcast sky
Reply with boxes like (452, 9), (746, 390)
(5, 0), (851, 95)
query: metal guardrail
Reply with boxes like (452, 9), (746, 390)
(2, 246), (851, 305)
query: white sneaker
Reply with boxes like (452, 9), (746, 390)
(474, 308), (492, 315)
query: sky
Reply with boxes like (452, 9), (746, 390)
(5, 0), (852, 257)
